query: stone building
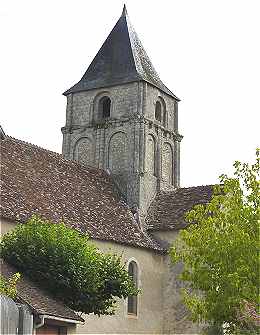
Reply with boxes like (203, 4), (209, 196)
(0, 6), (213, 335)
(62, 5), (182, 220)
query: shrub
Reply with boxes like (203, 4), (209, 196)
(1, 216), (138, 315)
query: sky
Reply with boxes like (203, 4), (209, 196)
(1, 0), (259, 187)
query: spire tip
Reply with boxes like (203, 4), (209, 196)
(122, 4), (127, 16)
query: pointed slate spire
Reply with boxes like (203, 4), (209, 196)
(64, 6), (179, 99)
(122, 4), (127, 16)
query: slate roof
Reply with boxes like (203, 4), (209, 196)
(146, 185), (214, 231)
(64, 6), (179, 100)
(0, 136), (163, 252)
(0, 259), (83, 322)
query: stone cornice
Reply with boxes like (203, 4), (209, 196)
(61, 116), (183, 141)
(144, 117), (183, 142)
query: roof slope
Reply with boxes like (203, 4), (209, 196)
(0, 136), (162, 252)
(0, 259), (83, 322)
(146, 185), (214, 231)
(64, 6), (179, 99)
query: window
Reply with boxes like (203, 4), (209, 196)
(127, 261), (138, 315)
(99, 96), (111, 118)
(147, 134), (156, 176)
(155, 101), (162, 122)
(155, 98), (167, 127)
(155, 101), (161, 122)
(74, 137), (93, 166)
(162, 142), (173, 185)
(162, 108), (167, 127)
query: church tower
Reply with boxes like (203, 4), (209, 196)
(62, 6), (182, 218)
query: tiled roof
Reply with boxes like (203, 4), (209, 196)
(0, 136), (163, 252)
(63, 6), (179, 100)
(146, 185), (214, 231)
(0, 259), (83, 322)
(0, 125), (5, 139)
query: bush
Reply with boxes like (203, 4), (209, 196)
(0, 273), (20, 299)
(0, 216), (138, 315)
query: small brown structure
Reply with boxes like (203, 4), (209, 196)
(1, 259), (84, 335)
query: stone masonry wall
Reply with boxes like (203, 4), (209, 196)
(62, 81), (181, 217)
(144, 84), (176, 132)
(144, 84), (181, 191)
(62, 82), (139, 162)
(152, 230), (203, 334)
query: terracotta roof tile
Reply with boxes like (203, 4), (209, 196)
(146, 185), (214, 231)
(0, 136), (163, 252)
(0, 259), (83, 322)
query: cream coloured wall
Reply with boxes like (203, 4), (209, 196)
(77, 239), (165, 334)
(0, 217), (165, 333)
(0, 217), (18, 235)
(0, 217), (202, 334)
(67, 324), (77, 335)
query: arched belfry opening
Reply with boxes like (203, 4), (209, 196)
(162, 107), (167, 127)
(155, 101), (162, 122)
(155, 99), (167, 127)
(99, 96), (111, 118)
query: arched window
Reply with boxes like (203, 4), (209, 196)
(162, 142), (173, 185)
(108, 132), (127, 174)
(155, 101), (162, 122)
(74, 137), (93, 166)
(99, 96), (111, 119)
(127, 261), (138, 315)
(147, 134), (156, 176)
(155, 98), (167, 127)
(162, 108), (167, 127)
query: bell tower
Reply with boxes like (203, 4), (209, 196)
(62, 6), (182, 218)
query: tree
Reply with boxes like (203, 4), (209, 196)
(170, 149), (260, 333)
(0, 273), (20, 299)
(0, 216), (138, 315)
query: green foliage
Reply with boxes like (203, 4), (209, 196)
(170, 149), (260, 331)
(0, 273), (21, 299)
(0, 216), (138, 315)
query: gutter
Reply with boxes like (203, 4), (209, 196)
(35, 314), (84, 329)
(35, 315), (45, 329)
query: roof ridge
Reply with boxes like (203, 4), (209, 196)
(121, 4), (127, 17)
(156, 185), (215, 197)
(125, 14), (179, 100)
(5, 135), (62, 158)
(63, 7), (179, 99)
(4, 135), (110, 177)
(178, 184), (216, 190)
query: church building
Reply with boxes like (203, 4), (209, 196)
(0, 6), (213, 335)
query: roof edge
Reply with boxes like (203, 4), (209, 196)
(63, 79), (180, 100)
(0, 214), (164, 253)
(37, 313), (84, 324)
(0, 125), (6, 139)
